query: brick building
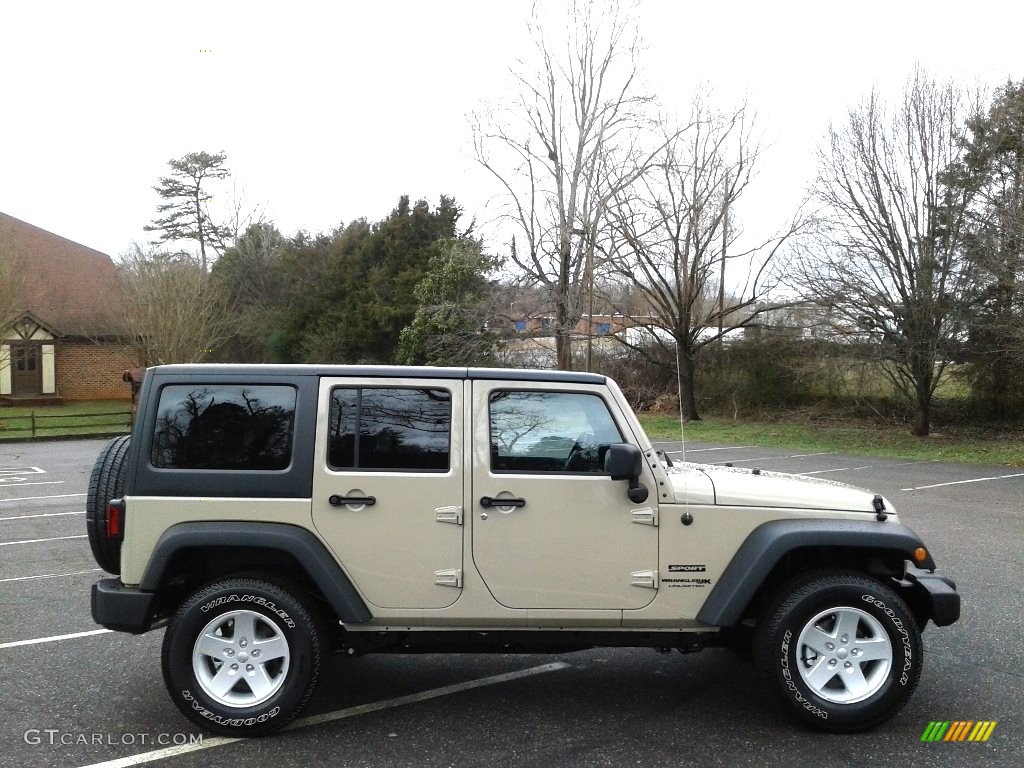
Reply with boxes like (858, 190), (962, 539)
(0, 212), (139, 404)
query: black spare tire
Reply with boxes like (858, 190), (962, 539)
(86, 435), (131, 574)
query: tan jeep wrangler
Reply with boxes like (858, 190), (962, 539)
(87, 365), (959, 735)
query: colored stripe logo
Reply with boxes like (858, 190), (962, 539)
(921, 721), (997, 742)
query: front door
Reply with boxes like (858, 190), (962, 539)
(312, 377), (465, 609)
(10, 344), (41, 395)
(471, 381), (659, 610)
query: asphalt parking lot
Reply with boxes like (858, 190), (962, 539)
(0, 437), (1020, 768)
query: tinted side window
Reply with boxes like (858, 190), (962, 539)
(151, 385), (296, 470)
(489, 391), (623, 473)
(328, 388), (451, 471)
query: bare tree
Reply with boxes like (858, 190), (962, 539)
(797, 69), (976, 436)
(0, 251), (28, 332)
(0, 252), (30, 380)
(606, 97), (805, 420)
(219, 181), (268, 255)
(117, 245), (237, 365)
(472, 0), (671, 370)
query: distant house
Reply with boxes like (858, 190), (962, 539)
(507, 313), (631, 336)
(0, 212), (139, 404)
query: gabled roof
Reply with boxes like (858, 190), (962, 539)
(0, 212), (124, 336)
(6, 311), (60, 339)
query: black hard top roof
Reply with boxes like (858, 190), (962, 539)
(148, 364), (606, 385)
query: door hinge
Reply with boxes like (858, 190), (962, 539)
(435, 506), (463, 525)
(630, 570), (659, 589)
(434, 568), (463, 588)
(631, 507), (658, 526)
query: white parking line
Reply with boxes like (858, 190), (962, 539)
(802, 464), (876, 475)
(0, 466), (45, 475)
(0, 568), (102, 583)
(900, 473), (1024, 491)
(0, 510), (85, 521)
(0, 492), (85, 504)
(0, 480), (64, 488)
(656, 444), (756, 453)
(0, 628), (113, 649)
(0, 534), (87, 547)
(75, 661), (572, 768)
(801, 460), (929, 476)
(709, 452), (830, 465)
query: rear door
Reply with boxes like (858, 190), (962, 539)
(470, 380), (659, 610)
(312, 377), (464, 609)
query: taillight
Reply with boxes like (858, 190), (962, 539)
(106, 498), (126, 540)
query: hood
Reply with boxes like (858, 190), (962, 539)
(670, 464), (890, 514)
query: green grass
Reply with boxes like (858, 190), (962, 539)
(0, 400), (132, 440)
(638, 413), (1024, 467)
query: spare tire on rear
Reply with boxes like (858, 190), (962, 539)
(86, 435), (131, 574)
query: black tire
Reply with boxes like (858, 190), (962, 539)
(85, 435), (131, 574)
(755, 571), (923, 732)
(162, 578), (322, 736)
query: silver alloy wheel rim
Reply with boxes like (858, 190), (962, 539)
(192, 609), (290, 708)
(795, 606), (893, 704)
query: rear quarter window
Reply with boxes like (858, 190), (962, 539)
(151, 384), (297, 470)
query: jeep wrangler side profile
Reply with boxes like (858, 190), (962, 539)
(87, 365), (960, 736)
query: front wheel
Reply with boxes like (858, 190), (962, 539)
(756, 572), (922, 731)
(161, 578), (322, 736)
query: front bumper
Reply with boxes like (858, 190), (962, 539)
(91, 578), (157, 634)
(903, 566), (960, 627)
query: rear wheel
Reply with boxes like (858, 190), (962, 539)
(162, 578), (321, 736)
(756, 571), (922, 731)
(85, 435), (131, 574)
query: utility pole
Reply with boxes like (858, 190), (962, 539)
(718, 171), (729, 351)
(573, 226), (598, 373)
(586, 237), (596, 372)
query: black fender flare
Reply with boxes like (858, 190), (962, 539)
(140, 521), (372, 624)
(696, 519), (933, 627)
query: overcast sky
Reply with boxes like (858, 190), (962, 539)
(1, 0), (1021, 263)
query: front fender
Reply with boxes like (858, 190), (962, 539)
(696, 518), (934, 627)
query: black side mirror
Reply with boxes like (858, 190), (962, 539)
(605, 443), (642, 480)
(604, 443), (649, 503)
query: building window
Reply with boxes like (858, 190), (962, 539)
(514, 320), (527, 332)
(151, 385), (296, 470)
(596, 322), (611, 335)
(13, 347), (37, 372)
(328, 388), (451, 471)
